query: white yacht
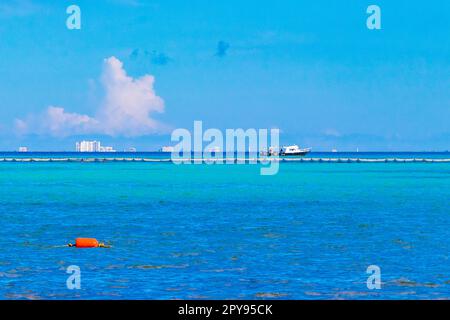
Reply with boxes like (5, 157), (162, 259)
(279, 145), (311, 156)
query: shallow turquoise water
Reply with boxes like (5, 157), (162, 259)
(0, 158), (449, 299)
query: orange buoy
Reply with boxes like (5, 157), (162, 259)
(75, 238), (99, 248)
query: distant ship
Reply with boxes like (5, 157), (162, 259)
(280, 145), (311, 156)
(263, 145), (311, 156)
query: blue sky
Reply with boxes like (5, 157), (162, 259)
(0, 0), (449, 151)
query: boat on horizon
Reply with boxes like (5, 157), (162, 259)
(280, 145), (311, 156)
(262, 145), (311, 156)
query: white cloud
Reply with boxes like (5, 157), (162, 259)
(98, 56), (165, 136)
(15, 56), (167, 137)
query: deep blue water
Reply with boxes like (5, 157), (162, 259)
(0, 153), (449, 299)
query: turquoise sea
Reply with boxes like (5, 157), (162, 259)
(0, 152), (449, 299)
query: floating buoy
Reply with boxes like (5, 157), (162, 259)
(75, 238), (99, 248)
(67, 238), (111, 248)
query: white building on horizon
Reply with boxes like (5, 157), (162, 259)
(76, 141), (116, 152)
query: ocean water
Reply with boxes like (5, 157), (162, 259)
(0, 152), (449, 299)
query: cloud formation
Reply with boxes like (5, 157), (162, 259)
(130, 49), (172, 66)
(16, 56), (166, 137)
(215, 41), (230, 57)
(151, 52), (171, 65)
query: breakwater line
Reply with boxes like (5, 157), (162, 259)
(1, 157), (450, 163)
